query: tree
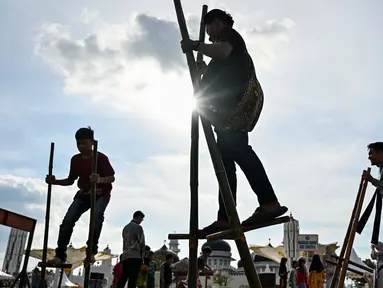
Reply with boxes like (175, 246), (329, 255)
(213, 272), (232, 287)
(351, 259), (376, 288)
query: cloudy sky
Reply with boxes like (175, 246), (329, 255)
(1, 0), (382, 271)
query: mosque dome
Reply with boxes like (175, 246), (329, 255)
(237, 254), (275, 268)
(154, 244), (180, 263)
(202, 240), (231, 252)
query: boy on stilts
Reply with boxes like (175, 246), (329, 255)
(45, 127), (115, 266)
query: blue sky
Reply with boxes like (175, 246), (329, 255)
(1, 0), (382, 270)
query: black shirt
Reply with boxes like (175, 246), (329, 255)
(160, 262), (172, 288)
(201, 27), (252, 111)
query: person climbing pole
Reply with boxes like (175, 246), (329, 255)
(357, 141), (383, 245)
(45, 127), (115, 266)
(180, 8), (287, 234)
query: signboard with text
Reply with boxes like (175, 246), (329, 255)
(297, 234), (318, 251)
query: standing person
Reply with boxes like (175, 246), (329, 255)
(296, 257), (308, 288)
(289, 260), (298, 288)
(45, 127), (115, 266)
(160, 254), (173, 288)
(118, 211), (146, 288)
(180, 9), (287, 234)
(308, 254), (325, 288)
(31, 268), (40, 288)
(147, 252), (157, 288)
(137, 245), (152, 288)
(323, 245), (337, 288)
(371, 243), (383, 288)
(112, 255), (123, 288)
(279, 257), (288, 288)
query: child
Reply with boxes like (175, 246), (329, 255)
(308, 254), (325, 288)
(45, 127), (115, 266)
(112, 255), (123, 288)
(183, 246), (213, 287)
(160, 254), (173, 288)
(147, 252), (157, 288)
(279, 257), (288, 288)
(137, 245), (152, 288)
(197, 246), (213, 288)
(288, 260), (298, 288)
(296, 257), (308, 288)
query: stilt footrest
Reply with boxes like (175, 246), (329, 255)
(38, 262), (72, 269)
(168, 216), (290, 240)
(207, 216), (290, 241)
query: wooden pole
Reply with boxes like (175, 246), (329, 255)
(173, 1), (262, 287)
(18, 220), (36, 288)
(83, 140), (98, 288)
(187, 4), (208, 288)
(40, 142), (55, 288)
(338, 168), (370, 288)
(330, 169), (370, 288)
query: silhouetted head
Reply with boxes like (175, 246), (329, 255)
(75, 126), (94, 154)
(165, 253), (174, 263)
(368, 142), (383, 167)
(133, 210), (145, 224)
(202, 246), (212, 257)
(204, 9), (234, 42)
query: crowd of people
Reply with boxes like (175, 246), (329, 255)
(279, 255), (325, 288)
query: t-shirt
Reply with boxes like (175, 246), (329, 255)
(68, 152), (115, 199)
(148, 261), (157, 279)
(160, 262), (172, 288)
(201, 27), (252, 111)
(112, 262), (122, 283)
(197, 255), (208, 271)
(121, 220), (146, 261)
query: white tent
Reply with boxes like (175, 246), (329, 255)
(347, 248), (374, 277)
(50, 269), (79, 288)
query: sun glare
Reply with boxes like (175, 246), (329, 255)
(139, 73), (199, 132)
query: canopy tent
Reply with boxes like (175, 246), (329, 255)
(249, 243), (373, 278)
(30, 245), (117, 271)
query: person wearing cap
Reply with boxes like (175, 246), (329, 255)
(118, 211), (146, 288)
(182, 246), (213, 287)
(180, 9), (287, 234)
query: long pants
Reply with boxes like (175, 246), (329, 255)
(55, 196), (109, 260)
(147, 277), (155, 288)
(118, 258), (143, 288)
(215, 130), (278, 221)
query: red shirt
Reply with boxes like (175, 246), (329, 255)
(113, 262), (123, 283)
(68, 152), (115, 199)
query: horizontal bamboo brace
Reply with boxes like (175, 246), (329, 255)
(168, 216), (290, 240)
(326, 260), (364, 276)
(331, 255), (374, 273)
